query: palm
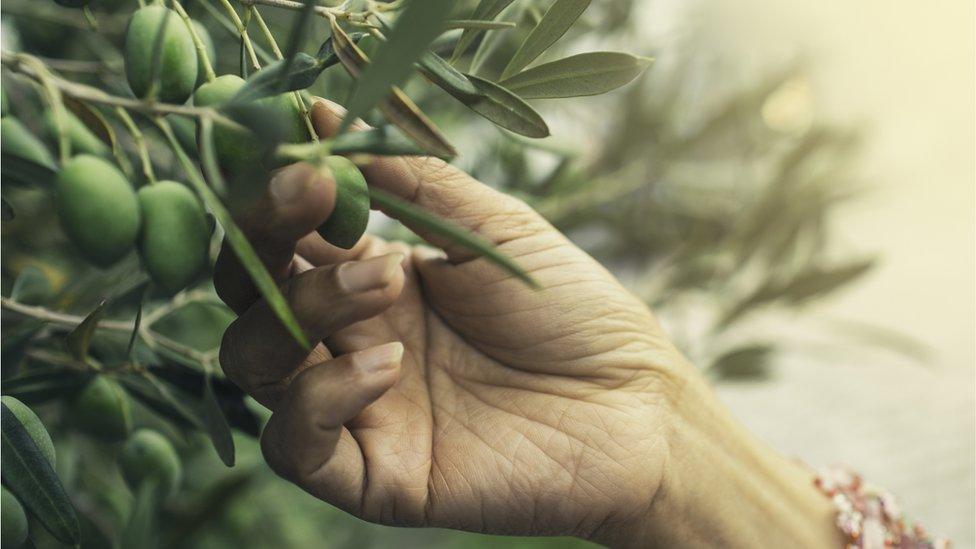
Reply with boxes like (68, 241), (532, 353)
(309, 236), (672, 538)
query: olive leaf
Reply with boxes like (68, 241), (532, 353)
(446, 19), (517, 30)
(65, 300), (107, 364)
(338, 0), (456, 133)
(229, 53), (324, 103)
(201, 375), (235, 467)
(499, 52), (652, 99)
(1, 196), (13, 221)
(418, 52), (480, 97)
(500, 0), (591, 80)
(330, 20), (457, 158)
(1, 403), (81, 545)
(117, 374), (200, 430)
(369, 188), (538, 288)
(451, 0), (517, 60)
(708, 344), (774, 380)
(1, 153), (58, 186)
(157, 117), (311, 350)
(1, 369), (90, 405)
(10, 266), (50, 304)
(461, 75), (550, 137)
(127, 284), (151, 357)
(330, 126), (434, 157)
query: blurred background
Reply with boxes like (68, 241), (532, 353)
(1, 0), (972, 547)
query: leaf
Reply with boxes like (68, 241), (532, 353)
(709, 344), (774, 381)
(1, 369), (90, 405)
(1, 153), (58, 187)
(1, 320), (45, 374)
(330, 126), (434, 157)
(500, 0), (591, 80)
(63, 97), (114, 148)
(117, 373), (201, 430)
(120, 481), (158, 549)
(127, 284), (151, 357)
(369, 188), (538, 288)
(446, 19), (517, 30)
(65, 301), (106, 363)
(500, 52), (652, 99)
(461, 75), (550, 137)
(157, 118), (310, 350)
(148, 363), (259, 437)
(339, 0), (456, 133)
(230, 53), (325, 103)
(10, 266), (50, 304)
(418, 52), (480, 97)
(1, 196), (13, 220)
(1, 403), (80, 544)
(316, 31), (366, 70)
(470, 3), (523, 75)
(330, 20), (457, 158)
(451, 0), (517, 60)
(201, 375), (235, 466)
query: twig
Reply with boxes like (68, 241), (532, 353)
(115, 107), (156, 183)
(216, 0), (261, 71)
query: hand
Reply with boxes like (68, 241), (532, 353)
(216, 100), (840, 547)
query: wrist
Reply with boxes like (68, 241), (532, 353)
(599, 370), (843, 548)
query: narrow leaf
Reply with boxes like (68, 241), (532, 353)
(127, 284), (151, 357)
(339, 0), (456, 133)
(157, 118), (310, 350)
(369, 188), (538, 288)
(1, 197), (13, 220)
(201, 375), (235, 467)
(1, 153), (58, 187)
(446, 19), (517, 30)
(63, 97), (114, 148)
(331, 20), (457, 158)
(500, 52), (652, 99)
(65, 301), (106, 363)
(418, 52), (480, 97)
(709, 344), (774, 380)
(330, 126), (434, 157)
(1, 404), (81, 544)
(230, 53), (324, 103)
(452, 0), (517, 60)
(500, 0), (591, 80)
(461, 75), (550, 137)
(117, 375), (199, 429)
(316, 32), (366, 69)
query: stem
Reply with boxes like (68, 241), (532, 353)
(115, 107), (156, 183)
(2, 51), (242, 129)
(217, 0), (261, 71)
(238, 0), (343, 18)
(171, 0), (217, 83)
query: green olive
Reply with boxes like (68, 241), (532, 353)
(192, 74), (307, 174)
(119, 429), (182, 500)
(1, 396), (56, 466)
(317, 156), (370, 249)
(68, 377), (131, 442)
(0, 487), (28, 549)
(190, 20), (216, 87)
(124, 5), (198, 104)
(42, 110), (111, 159)
(55, 155), (140, 267)
(2, 117), (55, 168)
(137, 181), (210, 294)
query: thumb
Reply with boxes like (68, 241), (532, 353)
(310, 100), (555, 263)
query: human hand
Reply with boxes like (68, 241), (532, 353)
(216, 100), (840, 547)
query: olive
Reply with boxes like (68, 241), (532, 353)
(42, 110), (111, 158)
(192, 74), (307, 175)
(317, 156), (370, 249)
(1, 487), (28, 549)
(55, 155), (140, 267)
(137, 181), (210, 294)
(124, 6), (198, 104)
(68, 376), (131, 442)
(1, 396), (56, 466)
(1, 117), (55, 168)
(190, 20), (216, 87)
(119, 429), (182, 500)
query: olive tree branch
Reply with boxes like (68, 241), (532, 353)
(171, 0), (217, 83)
(114, 107), (157, 183)
(1, 295), (221, 367)
(216, 0), (261, 71)
(2, 51), (243, 129)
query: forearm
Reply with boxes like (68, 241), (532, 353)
(596, 373), (842, 548)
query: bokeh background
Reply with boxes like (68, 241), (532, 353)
(1, 0), (973, 547)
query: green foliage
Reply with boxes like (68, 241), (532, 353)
(0, 397), (55, 466)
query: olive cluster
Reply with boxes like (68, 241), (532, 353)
(3, 2), (371, 296)
(1, 394), (180, 549)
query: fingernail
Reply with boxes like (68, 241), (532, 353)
(337, 253), (404, 293)
(355, 342), (404, 375)
(270, 165), (315, 207)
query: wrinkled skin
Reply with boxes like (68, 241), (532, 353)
(216, 100), (698, 543)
